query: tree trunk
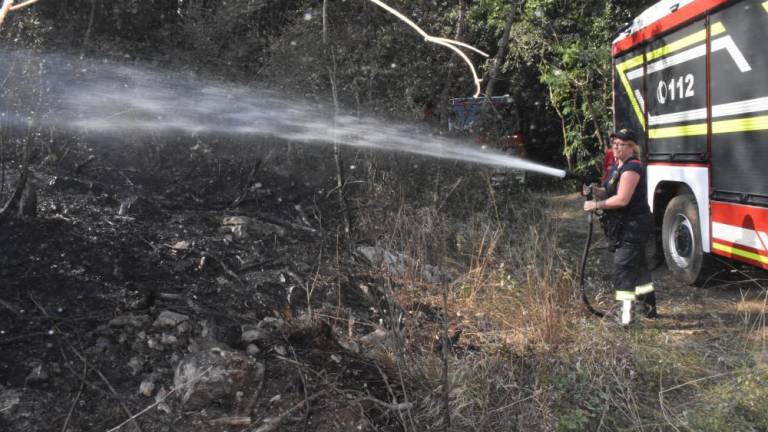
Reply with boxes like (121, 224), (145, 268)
(82, 0), (97, 55)
(549, 86), (572, 171)
(0, 123), (6, 202)
(437, 0), (471, 129)
(455, 0), (467, 41)
(586, 94), (606, 152)
(323, 0), (352, 240)
(484, 1), (518, 98)
(0, 132), (32, 221)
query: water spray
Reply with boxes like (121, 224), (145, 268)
(0, 51), (568, 179)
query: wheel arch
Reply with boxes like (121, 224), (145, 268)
(648, 167), (711, 254)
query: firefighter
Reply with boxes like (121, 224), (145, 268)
(583, 128), (656, 325)
(601, 142), (615, 184)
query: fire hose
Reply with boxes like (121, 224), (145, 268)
(565, 172), (606, 318)
(578, 205), (605, 318)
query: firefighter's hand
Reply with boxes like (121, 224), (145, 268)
(583, 200), (600, 212)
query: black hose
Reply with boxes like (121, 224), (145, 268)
(579, 212), (605, 317)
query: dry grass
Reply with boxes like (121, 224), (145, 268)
(351, 165), (768, 432)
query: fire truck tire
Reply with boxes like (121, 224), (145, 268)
(661, 193), (713, 286)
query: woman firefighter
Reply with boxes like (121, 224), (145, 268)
(583, 128), (657, 325)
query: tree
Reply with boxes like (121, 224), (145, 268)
(506, 0), (654, 172)
(0, 0), (40, 29)
(0, 0), (43, 221)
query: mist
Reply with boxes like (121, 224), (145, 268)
(0, 51), (566, 178)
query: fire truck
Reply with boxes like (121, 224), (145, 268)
(612, 0), (768, 284)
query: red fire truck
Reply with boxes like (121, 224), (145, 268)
(613, 0), (768, 284)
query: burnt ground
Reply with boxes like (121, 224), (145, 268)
(0, 141), (423, 432)
(3, 138), (768, 432)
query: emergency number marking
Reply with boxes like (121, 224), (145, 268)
(657, 74), (694, 104)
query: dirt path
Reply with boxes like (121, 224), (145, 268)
(549, 191), (768, 334)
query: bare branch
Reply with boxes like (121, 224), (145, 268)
(10, 0), (40, 11)
(0, 0), (14, 29)
(1, 0), (42, 29)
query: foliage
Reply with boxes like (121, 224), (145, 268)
(506, 0), (652, 171)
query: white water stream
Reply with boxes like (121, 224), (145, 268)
(0, 52), (567, 178)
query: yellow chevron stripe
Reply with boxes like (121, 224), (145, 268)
(615, 22), (726, 131)
(646, 23), (724, 62)
(616, 55), (647, 130)
(713, 242), (768, 265)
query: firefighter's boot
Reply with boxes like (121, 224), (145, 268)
(616, 291), (636, 325)
(620, 299), (633, 325)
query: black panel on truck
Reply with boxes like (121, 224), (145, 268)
(645, 19), (708, 163)
(710, 0), (768, 204)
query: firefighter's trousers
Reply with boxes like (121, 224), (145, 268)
(612, 215), (656, 317)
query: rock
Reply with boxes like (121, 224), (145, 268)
(0, 388), (59, 432)
(95, 336), (111, 350)
(359, 328), (390, 347)
(24, 364), (49, 386)
(338, 338), (361, 354)
(170, 240), (191, 251)
(197, 321), (241, 348)
(86, 336), (111, 355)
(356, 246), (408, 275)
(139, 379), (156, 397)
(173, 348), (265, 410)
(155, 387), (172, 414)
(176, 321), (192, 335)
(117, 195), (161, 218)
(161, 333), (179, 345)
(153, 310), (189, 328)
(221, 216), (286, 239)
(188, 338), (231, 354)
(246, 344), (260, 356)
(127, 356), (145, 376)
(109, 314), (150, 328)
(147, 337), (163, 351)
(240, 317), (286, 346)
(0, 388), (20, 413)
(355, 245), (454, 283)
(257, 317), (285, 332)
(240, 328), (268, 344)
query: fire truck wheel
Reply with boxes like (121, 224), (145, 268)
(662, 193), (713, 286)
